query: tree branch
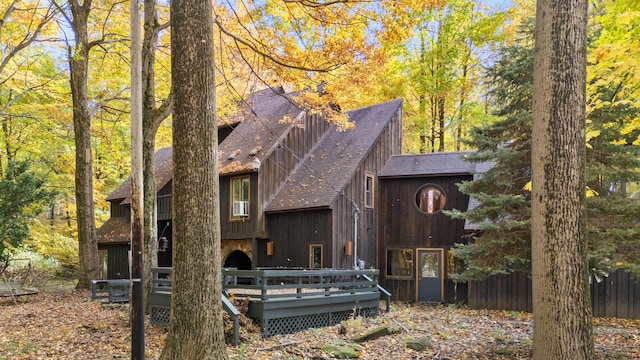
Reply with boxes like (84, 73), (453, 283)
(0, 3), (57, 75)
(151, 89), (173, 133)
(282, 0), (371, 8)
(213, 16), (342, 73)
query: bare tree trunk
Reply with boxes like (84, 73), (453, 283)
(159, 0), (225, 356)
(141, 0), (159, 310)
(437, 95), (445, 152)
(130, 0), (144, 357)
(141, 0), (173, 311)
(531, 0), (593, 359)
(419, 33), (427, 154)
(67, 0), (100, 289)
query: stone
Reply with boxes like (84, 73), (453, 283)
(406, 336), (433, 351)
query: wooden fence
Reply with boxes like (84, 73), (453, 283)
(468, 269), (640, 319)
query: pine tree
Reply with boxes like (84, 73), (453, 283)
(448, 27), (534, 280)
(449, 19), (640, 281)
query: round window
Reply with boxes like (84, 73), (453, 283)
(415, 184), (446, 214)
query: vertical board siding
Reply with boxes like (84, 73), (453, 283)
(468, 269), (640, 319)
(258, 114), (332, 235)
(220, 173), (259, 239)
(98, 244), (130, 279)
(260, 210), (332, 268)
(377, 175), (472, 301)
(157, 195), (172, 221)
(331, 114), (403, 271)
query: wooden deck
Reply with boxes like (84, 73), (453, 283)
(149, 267), (390, 338)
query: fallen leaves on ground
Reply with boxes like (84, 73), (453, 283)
(1, 290), (638, 359)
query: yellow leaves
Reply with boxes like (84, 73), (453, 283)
(292, 92), (354, 130)
(586, 129), (600, 149)
(522, 181), (599, 197)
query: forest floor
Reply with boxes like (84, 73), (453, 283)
(0, 287), (639, 360)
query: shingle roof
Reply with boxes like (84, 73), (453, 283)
(219, 91), (304, 175)
(97, 217), (130, 244)
(378, 152), (476, 178)
(377, 151), (494, 231)
(265, 98), (403, 212)
(105, 88), (300, 202)
(106, 147), (173, 203)
(221, 86), (287, 127)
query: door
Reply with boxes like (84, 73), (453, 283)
(309, 244), (323, 269)
(417, 248), (444, 302)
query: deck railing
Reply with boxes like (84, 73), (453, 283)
(149, 267), (241, 345)
(150, 267), (391, 338)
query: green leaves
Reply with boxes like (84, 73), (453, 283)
(0, 161), (55, 269)
(450, 13), (640, 281)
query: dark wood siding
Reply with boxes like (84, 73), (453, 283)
(259, 210), (332, 268)
(468, 269), (640, 319)
(377, 175), (471, 250)
(258, 114), (331, 235)
(218, 125), (234, 143)
(377, 174), (472, 301)
(158, 195), (171, 221)
(221, 173), (259, 239)
(98, 243), (130, 279)
(110, 202), (129, 218)
(330, 109), (403, 270)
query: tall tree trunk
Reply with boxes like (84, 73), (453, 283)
(141, 0), (174, 311)
(437, 95), (445, 152)
(68, 0), (100, 289)
(141, 0), (159, 310)
(130, 0), (144, 356)
(531, 0), (593, 359)
(159, 0), (225, 356)
(418, 32), (427, 154)
(430, 94), (436, 152)
(418, 94), (427, 154)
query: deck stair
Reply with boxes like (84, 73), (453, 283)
(149, 267), (390, 339)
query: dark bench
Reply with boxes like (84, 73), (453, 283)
(91, 279), (130, 303)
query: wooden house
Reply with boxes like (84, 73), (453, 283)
(97, 89), (403, 278)
(96, 87), (640, 318)
(375, 152), (490, 303)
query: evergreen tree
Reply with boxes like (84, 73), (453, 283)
(447, 26), (534, 280)
(449, 20), (640, 281)
(585, 78), (640, 277)
(0, 161), (54, 270)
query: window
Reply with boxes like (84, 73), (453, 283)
(310, 244), (323, 268)
(386, 248), (413, 278)
(98, 250), (108, 280)
(231, 176), (250, 219)
(276, 144), (285, 164)
(415, 184), (446, 214)
(420, 253), (439, 278)
(364, 173), (374, 208)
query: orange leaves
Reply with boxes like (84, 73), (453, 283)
(0, 290), (167, 359)
(2, 291), (638, 359)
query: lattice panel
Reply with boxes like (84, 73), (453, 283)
(263, 313), (329, 337)
(151, 306), (170, 326)
(262, 306), (379, 337)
